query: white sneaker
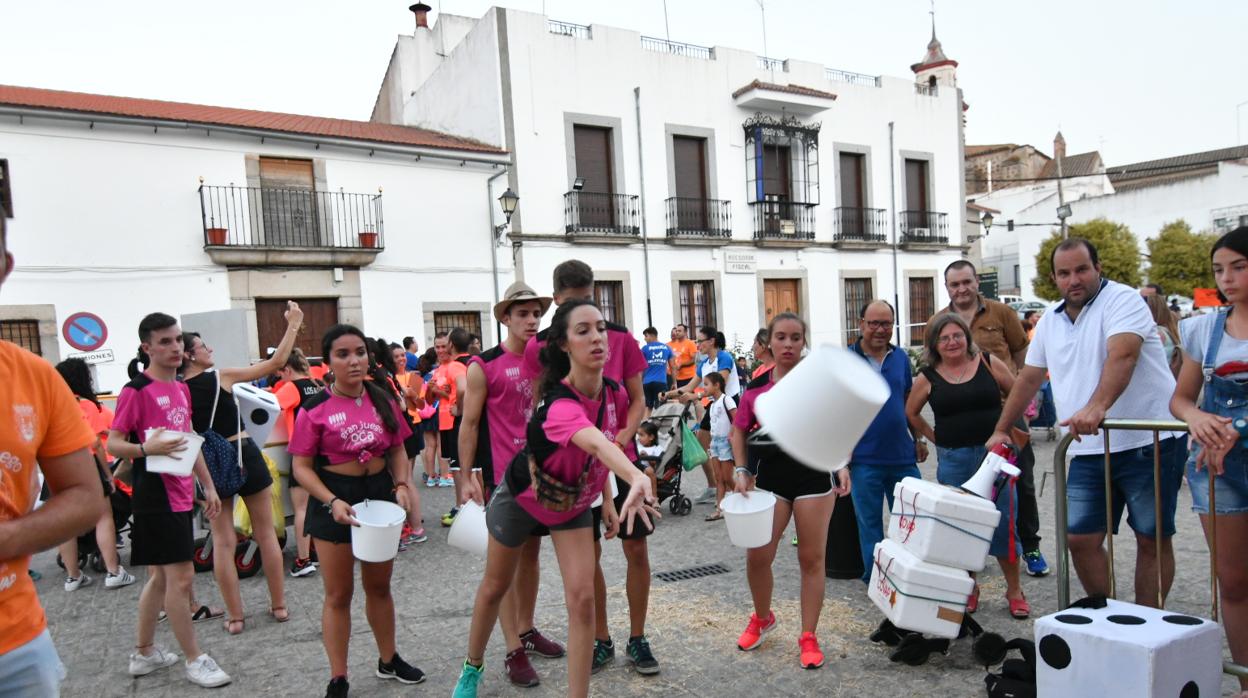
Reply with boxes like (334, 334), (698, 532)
(185, 654), (231, 688)
(129, 646), (179, 676)
(64, 573), (93, 592)
(693, 487), (717, 504)
(105, 567), (136, 589)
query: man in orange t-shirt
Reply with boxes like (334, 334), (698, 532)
(428, 329), (471, 523)
(667, 324), (698, 388)
(0, 193), (102, 693)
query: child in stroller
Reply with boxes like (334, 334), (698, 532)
(643, 402), (697, 516)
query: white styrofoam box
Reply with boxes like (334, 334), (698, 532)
(887, 476), (1001, 572)
(1035, 599), (1221, 698)
(868, 538), (973, 639)
(233, 383), (281, 447)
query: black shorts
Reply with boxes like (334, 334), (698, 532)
(130, 510), (194, 566)
(404, 432), (423, 459)
(755, 458), (834, 503)
(643, 382), (665, 409)
(440, 424), (460, 464)
(486, 481), (586, 548)
(305, 469), (396, 544)
(236, 438), (274, 498)
(676, 377), (692, 388)
(593, 465), (655, 541)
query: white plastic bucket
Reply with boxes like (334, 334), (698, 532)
(232, 383), (282, 447)
(720, 491), (777, 548)
(143, 429), (204, 476)
(350, 500), (406, 562)
(448, 500), (488, 557)
(753, 344), (890, 472)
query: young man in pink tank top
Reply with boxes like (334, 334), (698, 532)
(458, 282), (563, 686)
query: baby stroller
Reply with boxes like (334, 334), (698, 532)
(646, 401), (698, 516)
(55, 459), (133, 574)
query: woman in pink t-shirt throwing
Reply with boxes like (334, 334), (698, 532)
(453, 299), (660, 698)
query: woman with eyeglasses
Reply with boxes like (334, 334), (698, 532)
(904, 313), (1028, 619)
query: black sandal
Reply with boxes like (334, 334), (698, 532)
(192, 605), (224, 623)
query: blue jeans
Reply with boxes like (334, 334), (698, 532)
(1068, 436), (1186, 537)
(849, 462), (921, 583)
(0, 629), (64, 697)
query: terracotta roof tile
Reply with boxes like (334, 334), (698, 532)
(1106, 145), (1248, 191)
(731, 80), (837, 101)
(1038, 151), (1102, 179)
(0, 84), (506, 155)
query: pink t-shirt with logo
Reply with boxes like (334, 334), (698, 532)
(515, 381), (629, 526)
(288, 393), (411, 464)
(470, 345), (532, 485)
(112, 375), (195, 512)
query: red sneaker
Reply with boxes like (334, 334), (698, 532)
(504, 648), (539, 687)
(737, 611), (776, 651)
(798, 632), (824, 669)
(520, 628), (565, 659)
(967, 584), (980, 614)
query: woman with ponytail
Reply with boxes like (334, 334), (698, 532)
(289, 324), (424, 696)
(453, 300), (659, 698)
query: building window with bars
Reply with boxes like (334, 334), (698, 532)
(432, 312), (482, 340)
(843, 278), (873, 343)
(594, 281), (625, 326)
(1, 320), (42, 356)
(678, 280), (717, 330)
(908, 277), (936, 346)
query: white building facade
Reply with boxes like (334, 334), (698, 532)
(0, 85), (510, 391)
(374, 7), (969, 348)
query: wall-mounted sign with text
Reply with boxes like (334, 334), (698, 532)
(67, 348), (115, 365)
(725, 251), (757, 274)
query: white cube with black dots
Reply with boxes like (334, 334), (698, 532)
(1035, 599), (1221, 698)
(232, 383), (281, 447)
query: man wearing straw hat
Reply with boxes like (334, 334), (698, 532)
(987, 238), (1185, 608)
(847, 300), (926, 584)
(458, 281), (563, 687)
(928, 259), (1049, 578)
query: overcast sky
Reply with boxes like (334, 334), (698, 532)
(3, 0), (1245, 166)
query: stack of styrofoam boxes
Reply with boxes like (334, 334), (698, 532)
(867, 477), (1002, 638)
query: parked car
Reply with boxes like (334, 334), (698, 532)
(998, 294), (1024, 306)
(1167, 294), (1194, 316)
(1009, 300), (1048, 320)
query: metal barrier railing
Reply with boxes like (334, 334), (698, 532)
(1052, 418), (1248, 678)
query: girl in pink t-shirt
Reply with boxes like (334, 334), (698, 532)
(453, 299), (660, 698)
(289, 324), (423, 692)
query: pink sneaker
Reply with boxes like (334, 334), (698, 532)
(737, 611), (776, 651)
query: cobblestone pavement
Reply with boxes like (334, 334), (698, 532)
(32, 434), (1244, 696)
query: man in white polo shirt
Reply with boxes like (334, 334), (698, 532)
(988, 237), (1185, 608)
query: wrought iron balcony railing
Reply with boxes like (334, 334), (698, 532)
(833, 206), (888, 242)
(915, 82), (939, 97)
(548, 19), (591, 39)
(199, 185), (383, 250)
(564, 191), (640, 236)
(665, 197), (732, 239)
(750, 200), (815, 241)
(825, 68), (881, 88)
(641, 36), (712, 59)
(899, 210), (949, 244)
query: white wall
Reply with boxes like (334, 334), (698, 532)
(0, 114), (506, 391)
(401, 12), (504, 148)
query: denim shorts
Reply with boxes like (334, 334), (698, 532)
(709, 435), (733, 461)
(1187, 445), (1248, 514)
(1067, 436), (1186, 537)
(0, 629), (65, 697)
(935, 445), (1019, 559)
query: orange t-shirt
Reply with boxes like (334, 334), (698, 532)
(668, 339), (698, 381)
(0, 341), (95, 654)
(436, 357), (468, 431)
(76, 397), (114, 454)
(394, 371), (423, 424)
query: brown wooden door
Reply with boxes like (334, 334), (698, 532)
(673, 136), (708, 230)
(256, 298), (337, 360)
(763, 279), (800, 326)
(573, 125), (615, 229)
(904, 158), (929, 212)
(259, 157), (317, 246)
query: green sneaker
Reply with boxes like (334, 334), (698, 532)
(625, 636), (659, 675)
(791, 535), (798, 546)
(591, 639), (614, 674)
(452, 660), (483, 698)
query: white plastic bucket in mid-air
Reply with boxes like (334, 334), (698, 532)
(143, 430), (205, 476)
(350, 500), (407, 562)
(753, 344), (890, 472)
(232, 383), (282, 447)
(448, 500), (488, 557)
(720, 491), (777, 548)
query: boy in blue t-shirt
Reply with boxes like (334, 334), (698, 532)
(640, 327), (674, 417)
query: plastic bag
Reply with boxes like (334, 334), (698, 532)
(680, 422), (708, 472)
(234, 452), (285, 537)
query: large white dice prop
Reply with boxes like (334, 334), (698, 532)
(1035, 599), (1221, 698)
(887, 477), (1001, 572)
(232, 383), (282, 447)
(868, 538), (973, 639)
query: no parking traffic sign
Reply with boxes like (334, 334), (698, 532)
(62, 312), (108, 352)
